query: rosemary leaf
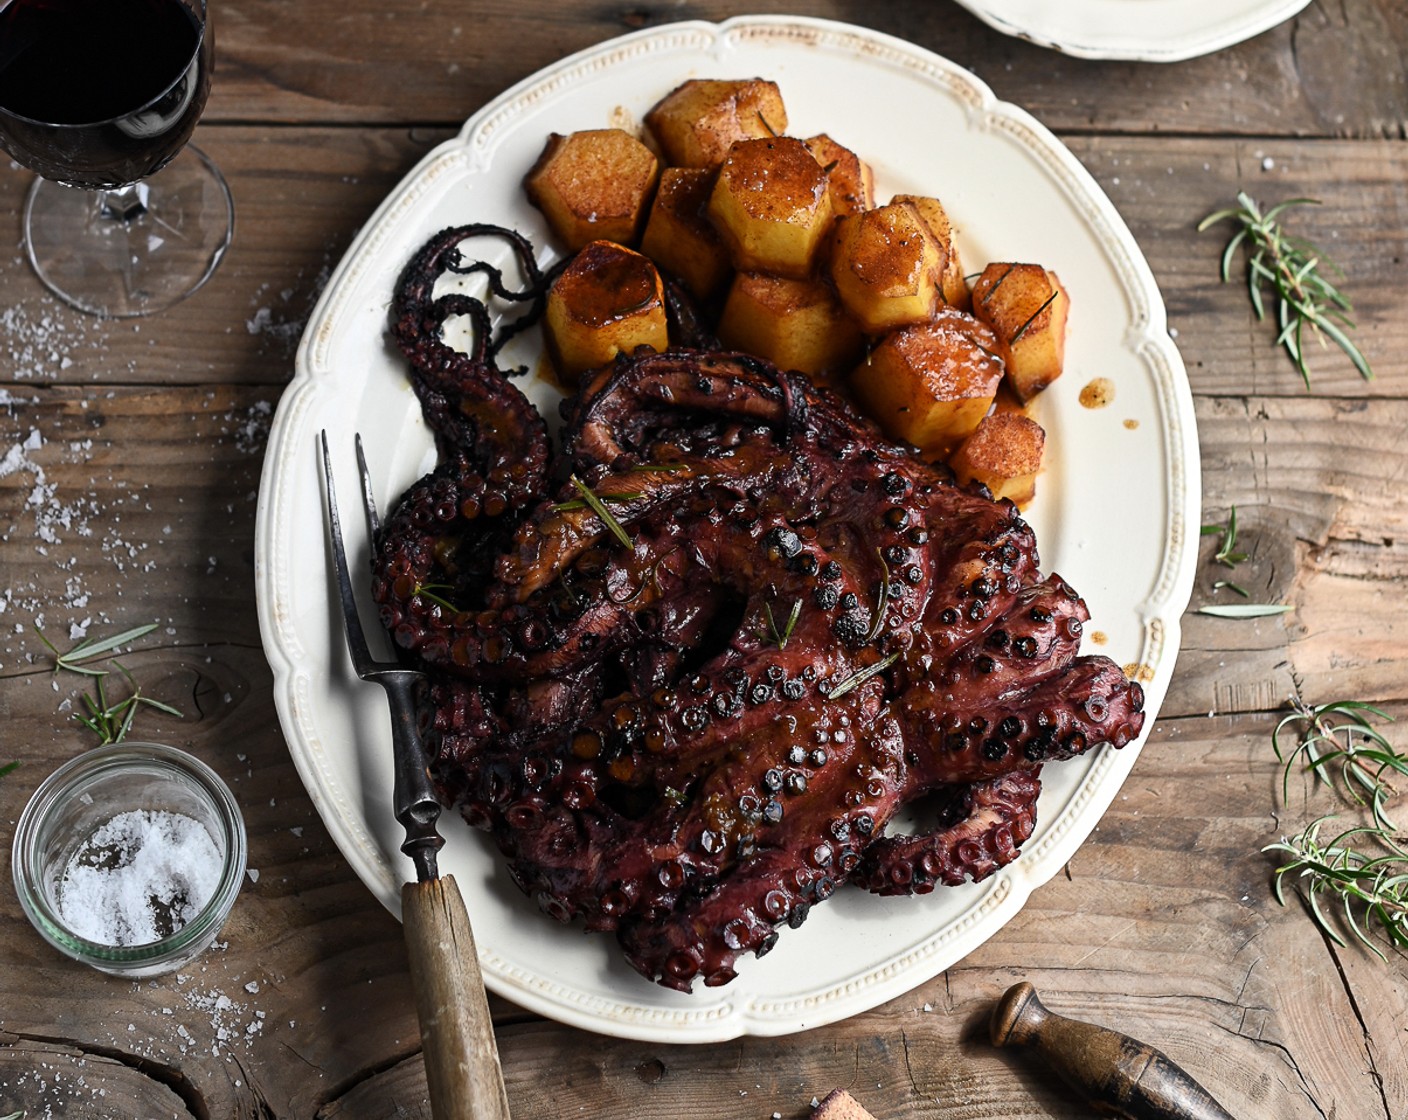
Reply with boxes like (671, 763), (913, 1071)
(828, 652), (899, 699)
(569, 474), (633, 549)
(0, 761), (18, 780)
(764, 599), (803, 652)
(1197, 604), (1292, 618)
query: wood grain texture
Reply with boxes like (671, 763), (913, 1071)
(204, 1), (1408, 139)
(402, 877), (512, 1120)
(3, 3), (1407, 1119)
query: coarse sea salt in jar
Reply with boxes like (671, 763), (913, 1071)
(12, 741), (246, 976)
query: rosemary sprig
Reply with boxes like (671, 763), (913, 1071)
(1273, 698), (1404, 838)
(1198, 191), (1373, 388)
(35, 622), (182, 745)
(827, 652), (899, 700)
(1201, 507), (1247, 569)
(73, 664), (183, 746)
(567, 474), (633, 549)
(763, 599), (803, 651)
(1264, 819), (1408, 960)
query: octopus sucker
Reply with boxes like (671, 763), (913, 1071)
(371, 227), (1145, 991)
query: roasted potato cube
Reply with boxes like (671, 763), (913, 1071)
(949, 412), (1046, 506)
(544, 241), (668, 384)
(971, 263), (1070, 401)
(639, 167), (731, 300)
(850, 307), (1005, 455)
(707, 137), (834, 278)
(894, 193), (970, 311)
(828, 202), (945, 334)
(644, 78), (788, 169)
(717, 272), (864, 381)
(524, 129), (660, 251)
(804, 134), (874, 216)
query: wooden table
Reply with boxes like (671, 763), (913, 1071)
(3, 3), (1406, 1117)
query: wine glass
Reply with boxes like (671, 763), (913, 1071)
(0, 0), (233, 318)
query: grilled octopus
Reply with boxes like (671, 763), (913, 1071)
(371, 226), (1145, 992)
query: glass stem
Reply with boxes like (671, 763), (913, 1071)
(99, 181), (151, 224)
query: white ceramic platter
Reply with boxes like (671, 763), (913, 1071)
(255, 16), (1199, 1042)
(952, 0), (1312, 61)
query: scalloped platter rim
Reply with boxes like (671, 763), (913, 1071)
(254, 15), (1199, 1042)
(951, 0), (1313, 61)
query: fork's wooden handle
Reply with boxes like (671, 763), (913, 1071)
(991, 982), (1236, 1120)
(402, 875), (512, 1120)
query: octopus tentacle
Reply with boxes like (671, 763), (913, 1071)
(856, 769), (1042, 896)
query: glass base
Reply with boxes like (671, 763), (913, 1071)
(23, 145), (234, 318)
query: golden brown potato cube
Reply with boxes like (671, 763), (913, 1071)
(707, 137), (834, 279)
(949, 412), (1046, 506)
(971, 263), (1070, 401)
(828, 202), (945, 334)
(644, 78), (788, 169)
(544, 241), (668, 384)
(894, 193), (970, 311)
(804, 134), (874, 216)
(639, 167), (732, 300)
(524, 129), (660, 251)
(850, 307), (1005, 455)
(717, 272), (864, 381)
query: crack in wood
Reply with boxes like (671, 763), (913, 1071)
(1, 1030), (209, 1120)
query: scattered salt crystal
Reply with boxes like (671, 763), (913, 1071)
(55, 809), (221, 946)
(1262, 156), (1275, 170)
(245, 980), (260, 994)
(246, 868), (260, 883)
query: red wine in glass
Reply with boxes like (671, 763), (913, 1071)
(0, 0), (231, 316)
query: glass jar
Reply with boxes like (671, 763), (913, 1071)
(11, 741), (247, 977)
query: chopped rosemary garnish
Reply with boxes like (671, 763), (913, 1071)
(764, 599), (803, 651)
(827, 652), (899, 699)
(0, 761), (17, 780)
(1199, 192), (1373, 388)
(1009, 290), (1059, 345)
(1196, 603), (1292, 618)
(979, 264), (1015, 305)
(413, 582), (462, 614)
(1201, 506), (1248, 569)
(553, 491), (644, 512)
(867, 548), (890, 643)
(568, 474), (633, 549)
(1212, 580), (1250, 598)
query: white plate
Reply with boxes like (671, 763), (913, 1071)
(953, 0), (1312, 61)
(255, 15), (1198, 1042)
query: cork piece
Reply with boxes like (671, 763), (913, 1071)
(811, 1089), (878, 1120)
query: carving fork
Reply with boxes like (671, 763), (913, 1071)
(319, 432), (511, 1120)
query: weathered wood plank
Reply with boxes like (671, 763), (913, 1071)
(203, 1), (1408, 140)
(3, 131), (1405, 398)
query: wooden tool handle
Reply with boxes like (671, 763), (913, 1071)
(990, 982), (1236, 1120)
(402, 875), (512, 1120)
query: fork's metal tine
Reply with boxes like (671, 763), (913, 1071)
(319, 429), (378, 677)
(353, 433), (381, 542)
